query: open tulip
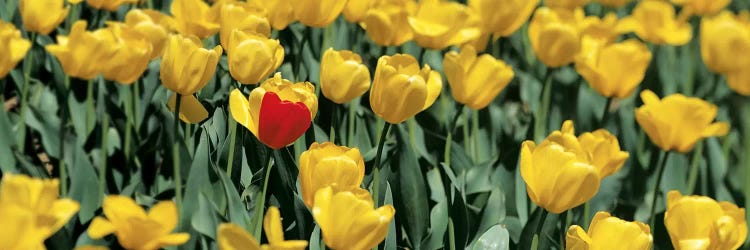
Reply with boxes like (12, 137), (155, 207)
(361, 0), (416, 47)
(701, 11), (750, 76)
(19, 0), (69, 35)
(343, 0), (375, 23)
(567, 212), (653, 250)
(289, 0), (346, 28)
(85, 0), (137, 11)
(299, 142), (368, 208)
(468, 0), (537, 38)
(217, 1), (271, 50)
(547, 0), (590, 9)
(217, 207), (308, 250)
(254, 0), (295, 30)
(313, 187), (395, 250)
(617, 0), (692, 46)
(727, 70), (750, 96)
(0, 21), (31, 79)
(320, 48), (371, 104)
(443, 45), (514, 110)
(529, 7), (583, 68)
(575, 39), (652, 99)
(672, 0), (730, 16)
(407, 0), (481, 50)
(46, 21), (119, 80)
(559, 120), (629, 179)
(88, 195), (190, 250)
(171, 0), (220, 38)
(370, 54), (442, 124)
(635, 90), (729, 153)
(125, 9), (176, 59)
(230, 73), (317, 149)
(595, 0), (633, 8)
(665, 191), (747, 250)
(0, 174), (80, 250)
(579, 13), (621, 52)
(227, 29), (283, 84)
(100, 23), (153, 84)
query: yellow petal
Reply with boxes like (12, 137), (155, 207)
(168, 94), (209, 124)
(88, 217), (116, 239)
(217, 223), (262, 250)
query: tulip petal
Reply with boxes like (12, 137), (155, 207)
(217, 223), (262, 250)
(147, 201), (178, 234)
(565, 225), (591, 250)
(264, 207), (285, 244)
(156, 233), (191, 246)
(88, 217), (116, 239)
(703, 122), (730, 137)
(258, 92), (312, 149)
(168, 94), (209, 124)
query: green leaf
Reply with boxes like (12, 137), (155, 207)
(471, 225), (510, 250)
(69, 142), (101, 223)
(394, 125), (430, 249)
(192, 192), (220, 239)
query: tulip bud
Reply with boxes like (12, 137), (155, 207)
(0, 21), (31, 79)
(362, 0), (416, 47)
(617, 0), (692, 46)
(85, 0), (137, 11)
(546, 0), (590, 10)
(575, 40), (652, 99)
(46, 21), (119, 80)
(370, 54), (442, 124)
(171, 0), (220, 39)
(665, 191), (747, 250)
(289, 0), (346, 28)
(19, 0), (69, 35)
(313, 187), (395, 250)
(161, 34), (222, 95)
(529, 7), (583, 68)
(217, 1), (271, 49)
(320, 48), (371, 104)
(100, 24), (153, 85)
(635, 90), (729, 153)
(227, 30), (284, 85)
(567, 212), (653, 250)
(254, 0), (295, 30)
(595, 0), (633, 8)
(468, 0), (537, 38)
(407, 0), (481, 50)
(299, 142), (367, 208)
(672, 0), (730, 16)
(443, 45), (514, 110)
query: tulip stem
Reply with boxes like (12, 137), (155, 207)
(87, 79), (95, 134)
(17, 32), (36, 152)
(600, 97), (612, 128)
(226, 116), (238, 177)
(329, 103), (337, 144)
(60, 75), (70, 197)
(347, 100), (357, 146)
(372, 122), (392, 207)
(173, 94), (183, 209)
(471, 109), (479, 163)
(252, 150), (274, 238)
(532, 209), (549, 250)
(534, 68), (554, 142)
(124, 84), (135, 167)
(99, 79), (108, 199)
(648, 151), (671, 228)
(687, 142), (704, 194)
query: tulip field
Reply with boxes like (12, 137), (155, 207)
(4, 0), (750, 249)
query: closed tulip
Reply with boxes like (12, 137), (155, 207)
(0, 21), (31, 79)
(635, 90), (729, 153)
(577, 129), (629, 179)
(468, 0), (537, 38)
(313, 187), (395, 250)
(408, 0), (481, 50)
(125, 9), (176, 59)
(19, 0), (68, 35)
(547, 0), (590, 9)
(701, 11), (750, 75)
(227, 29), (283, 84)
(575, 40), (652, 99)
(443, 45), (514, 110)
(88, 195), (190, 250)
(320, 48), (371, 104)
(230, 73), (317, 149)
(672, 0), (730, 16)
(218, 207), (308, 250)
(299, 142), (368, 208)
(567, 212), (653, 250)
(595, 0), (633, 8)
(665, 191), (747, 250)
(0, 174), (80, 250)
(727, 70), (750, 96)
(362, 0), (416, 46)
(289, 0), (346, 28)
(85, 0), (137, 11)
(100, 23), (153, 84)
(370, 54), (442, 124)
(344, 0), (375, 23)
(46, 21), (119, 80)
(254, 0), (295, 30)
(529, 7), (583, 68)
(217, 1), (271, 49)
(617, 0), (692, 46)
(171, 0), (220, 39)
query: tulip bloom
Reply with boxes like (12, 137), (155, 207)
(558, 121), (629, 179)
(171, 0), (220, 39)
(665, 191), (747, 250)
(313, 187), (395, 250)
(0, 174), (80, 250)
(595, 0), (633, 8)
(567, 212), (653, 250)
(579, 13), (621, 51)
(227, 29), (283, 84)
(0, 21), (31, 79)
(370, 54), (442, 124)
(617, 0), (692, 46)
(254, 0), (295, 30)
(299, 142), (368, 208)
(407, 0), (481, 50)
(468, 0), (537, 38)
(529, 7), (583, 68)
(672, 0), (730, 16)
(343, 0), (375, 23)
(88, 195), (190, 250)
(362, 0), (416, 47)
(443, 45), (514, 110)
(230, 73), (318, 149)
(701, 12), (750, 76)
(546, 0), (590, 9)
(575, 40), (652, 99)
(85, 0), (137, 11)
(635, 90), (729, 153)
(218, 207), (308, 250)
(19, 0), (68, 35)
(125, 9), (176, 59)
(46, 21), (119, 80)
(100, 24), (153, 84)
(217, 1), (271, 50)
(320, 48), (371, 104)
(289, 0), (346, 28)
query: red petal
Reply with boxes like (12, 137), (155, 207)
(258, 92), (312, 149)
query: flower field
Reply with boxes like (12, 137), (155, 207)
(1, 0), (750, 249)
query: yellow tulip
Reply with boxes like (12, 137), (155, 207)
(443, 45), (514, 110)
(313, 187), (395, 250)
(701, 11), (750, 76)
(253, 0), (295, 30)
(635, 90), (729, 153)
(0, 174), (80, 250)
(468, 0), (537, 38)
(575, 40), (652, 99)
(85, 0), (137, 11)
(217, 1), (271, 49)
(343, 0), (375, 23)
(19, 0), (69, 35)
(125, 9), (176, 59)
(88, 195), (190, 250)
(320, 48), (371, 104)
(0, 21), (31, 79)
(361, 0), (416, 47)
(617, 0), (692, 46)
(566, 212), (653, 250)
(299, 142), (368, 208)
(46, 21), (119, 80)
(289, 0), (346, 28)
(665, 191), (747, 250)
(171, 0), (220, 39)
(99, 23), (153, 85)
(577, 129), (629, 179)
(672, 0), (730, 16)
(407, 0), (481, 50)
(529, 7), (583, 68)
(595, 0), (633, 8)
(547, 0), (590, 10)
(579, 13), (621, 51)
(74, 246), (108, 250)
(217, 207), (308, 250)
(727, 69), (750, 96)
(370, 54), (442, 124)
(227, 29), (283, 85)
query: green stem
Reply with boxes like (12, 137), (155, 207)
(471, 109), (479, 163)
(226, 116), (238, 177)
(448, 218), (456, 250)
(583, 201), (590, 229)
(99, 79), (108, 199)
(372, 122), (392, 207)
(329, 104), (336, 144)
(186, 123), (193, 156)
(649, 151), (671, 228)
(17, 32), (36, 151)
(66, 3), (79, 33)
(253, 151), (274, 238)
(124, 84), (134, 167)
(347, 100), (357, 146)
(60, 76), (70, 197)
(87, 79), (95, 133)
(532, 209), (549, 250)
(687, 142), (704, 194)
(173, 94), (183, 208)
(133, 80), (141, 126)
(534, 68), (554, 142)
(600, 98), (612, 128)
